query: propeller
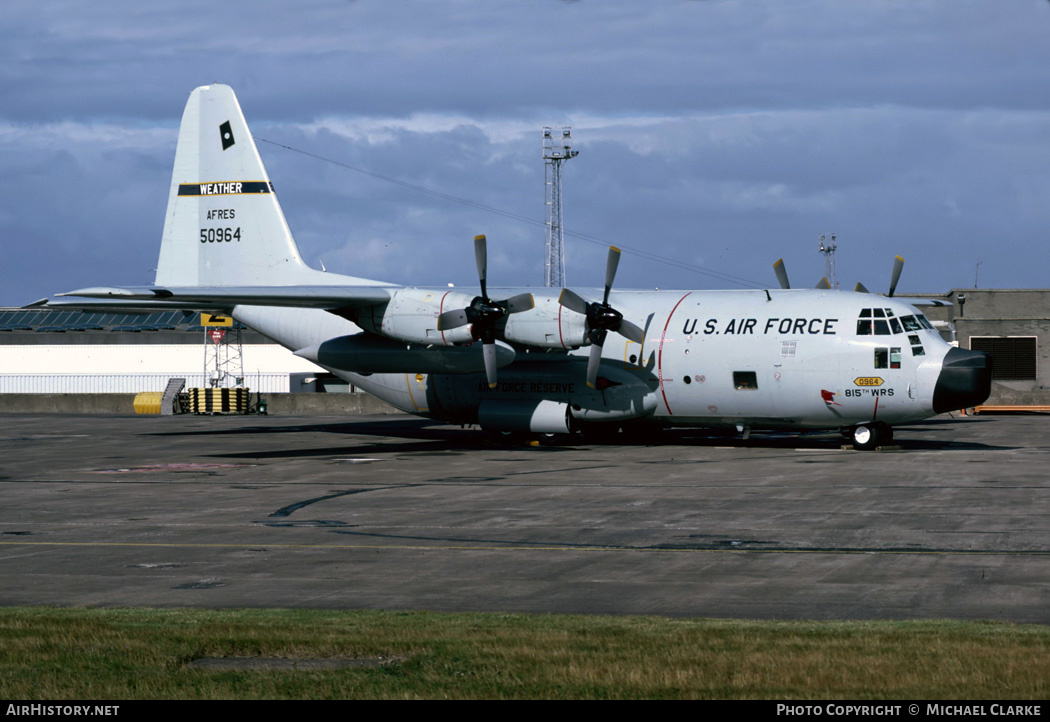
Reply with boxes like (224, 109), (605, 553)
(888, 255), (904, 298)
(815, 277), (831, 290)
(559, 246), (646, 389)
(773, 258), (791, 290)
(436, 235), (534, 388)
(853, 256), (903, 297)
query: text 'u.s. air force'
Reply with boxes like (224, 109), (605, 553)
(682, 318), (839, 336)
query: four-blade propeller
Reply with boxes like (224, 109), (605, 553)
(559, 246), (646, 388)
(775, 255), (905, 297)
(436, 235), (533, 388)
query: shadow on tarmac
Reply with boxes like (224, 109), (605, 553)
(145, 415), (1019, 458)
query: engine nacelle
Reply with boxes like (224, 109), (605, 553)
(478, 399), (571, 434)
(352, 288), (476, 346)
(500, 295), (587, 349)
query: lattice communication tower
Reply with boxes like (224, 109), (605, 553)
(543, 127), (579, 288)
(202, 321), (245, 389)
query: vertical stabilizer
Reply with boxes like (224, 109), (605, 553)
(155, 84), (334, 287)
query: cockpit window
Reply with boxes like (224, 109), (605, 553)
(900, 315), (921, 331)
(858, 309), (935, 336)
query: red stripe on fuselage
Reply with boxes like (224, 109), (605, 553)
(558, 302), (566, 349)
(658, 293), (692, 416)
(439, 291), (452, 345)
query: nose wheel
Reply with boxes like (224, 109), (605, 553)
(850, 423), (893, 450)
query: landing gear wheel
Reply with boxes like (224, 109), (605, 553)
(851, 425), (876, 450)
(851, 423), (891, 450)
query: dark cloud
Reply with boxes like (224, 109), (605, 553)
(2, 1), (1050, 304)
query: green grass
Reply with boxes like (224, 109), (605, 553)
(0, 608), (1047, 699)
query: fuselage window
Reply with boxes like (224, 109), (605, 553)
(873, 308), (886, 318)
(890, 347), (901, 369)
(733, 371), (758, 390)
(874, 348), (888, 369)
(857, 319), (872, 335)
(901, 315), (921, 332)
(889, 318), (903, 334)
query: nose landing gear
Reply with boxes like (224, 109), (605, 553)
(849, 423), (893, 451)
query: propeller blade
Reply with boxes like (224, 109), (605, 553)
(482, 341), (498, 388)
(603, 246), (622, 304)
(619, 319), (645, 345)
(437, 308), (470, 331)
(474, 234), (488, 299)
(773, 259), (791, 290)
(855, 281), (870, 294)
(502, 292), (534, 314)
(585, 337), (605, 389)
(558, 288), (590, 315)
(888, 255), (904, 298)
(816, 277), (831, 290)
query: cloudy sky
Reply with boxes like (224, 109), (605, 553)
(3, 0), (1050, 306)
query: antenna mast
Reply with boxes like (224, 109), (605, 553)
(543, 127), (578, 288)
(818, 233), (838, 290)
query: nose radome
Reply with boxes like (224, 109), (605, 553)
(933, 347), (992, 413)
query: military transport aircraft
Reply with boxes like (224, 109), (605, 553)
(49, 84), (991, 449)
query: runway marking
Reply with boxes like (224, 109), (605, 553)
(1, 541), (1048, 556)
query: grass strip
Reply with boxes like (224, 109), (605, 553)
(0, 608), (1047, 699)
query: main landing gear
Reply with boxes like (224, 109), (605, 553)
(849, 422), (893, 451)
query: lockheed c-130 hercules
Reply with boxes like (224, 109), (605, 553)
(50, 84), (991, 449)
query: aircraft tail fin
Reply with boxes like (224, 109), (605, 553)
(155, 84), (337, 288)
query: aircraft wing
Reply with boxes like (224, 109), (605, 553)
(51, 285), (396, 312)
(902, 298), (952, 307)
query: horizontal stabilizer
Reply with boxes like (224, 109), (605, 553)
(56, 285), (395, 311)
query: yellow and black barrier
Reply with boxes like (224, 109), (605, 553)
(188, 387), (250, 414)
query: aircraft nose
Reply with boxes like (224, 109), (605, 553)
(932, 347), (992, 413)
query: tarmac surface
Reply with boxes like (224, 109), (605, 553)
(1, 412), (1047, 622)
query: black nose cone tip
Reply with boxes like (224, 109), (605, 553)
(933, 347), (993, 413)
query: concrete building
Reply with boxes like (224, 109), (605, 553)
(904, 289), (1050, 407)
(0, 308), (327, 394)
